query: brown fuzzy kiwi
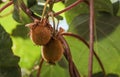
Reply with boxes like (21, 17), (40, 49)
(41, 37), (64, 64)
(27, 18), (52, 45)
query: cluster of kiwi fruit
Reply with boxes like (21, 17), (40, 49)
(26, 18), (64, 64)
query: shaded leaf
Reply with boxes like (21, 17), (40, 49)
(0, 26), (12, 48)
(12, 0), (32, 24)
(92, 72), (105, 77)
(113, 0), (120, 15)
(30, 4), (45, 16)
(65, 1), (88, 23)
(67, 8), (120, 75)
(0, 66), (21, 77)
(0, 25), (21, 77)
(11, 24), (29, 39)
(92, 72), (119, 77)
(27, 0), (37, 8)
(0, 25), (20, 66)
(12, 0), (22, 23)
(55, 15), (63, 20)
(30, 4), (63, 20)
(65, 0), (113, 23)
(12, 4), (21, 23)
(12, 8), (32, 24)
(94, 0), (113, 15)
(0, 50), (20, 67)
(69, 13), (120, 41)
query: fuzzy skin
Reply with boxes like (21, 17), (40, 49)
(29, 19), (52, 45)
(42, 38), (64, 64)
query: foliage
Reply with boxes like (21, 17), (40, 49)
(0, 25), (21, 77)
(0, 0), (120, 77)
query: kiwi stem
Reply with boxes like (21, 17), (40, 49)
(59, 35), (81, 77)
(62, 32), (106, 76)
(0, 1), (13, 12)
(49, 12), (56, 36)
(41, 0), (50, 19)
(37, 58), (44, 77)
(60, 36), (74, 77)
(56, 20), (60, 32)
(54, 0), (84, 16)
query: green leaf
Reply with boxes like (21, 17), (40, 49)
(0, 66), (21, 77)
(69, 13), (120, 41)
(64, 36), (89, 76)
(113, 0), (120, 15)
(0, 25), (21, 77)
(27, 0), (37, 8)
(12, 8), (32, 24)
(1, 0), (120, 77)
(30, 4), (45, 16)
(64, 0), (120, 76)
(94, 0), (113, 14)
(68, 12), (120, 75)
(12, 0), (22, 23)
(41, 64), (69, 77)
(30, 4), (64, 20)
(0, 26), (12, 48)
(12, 4), (21, 23)
(92, 72), (119, 77)
(65, 0), (89, 23)
(30, 33), (120, 76)
(0, 25), (19, 67)
(64, 35), (120, 76)
(11, 24), (29, 39)
(30, 62), (70, 77)
(116, 1), (120, 16)
(12, 0), (32, 24)
(65, 0), (113, 23)
(58, 56), (68, 69)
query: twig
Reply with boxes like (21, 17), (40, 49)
(37, 58), (44, 77)
(88, 0), (94, 77)
(54, 0), (84, 16)
(48, 12), (56, 35)
(0, 1), (13, 12)
(41, 0), (50, 19)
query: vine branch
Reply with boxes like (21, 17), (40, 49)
(19, 0), (35, 21)
(88, 0), (94, 77)
(0, 1), (13, 12)
(54, 0), (84, 16)
(37, 58), (44, 77)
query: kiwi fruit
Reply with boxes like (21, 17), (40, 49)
(41, 37), (64, 64)
(27, 19), (52, 45)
